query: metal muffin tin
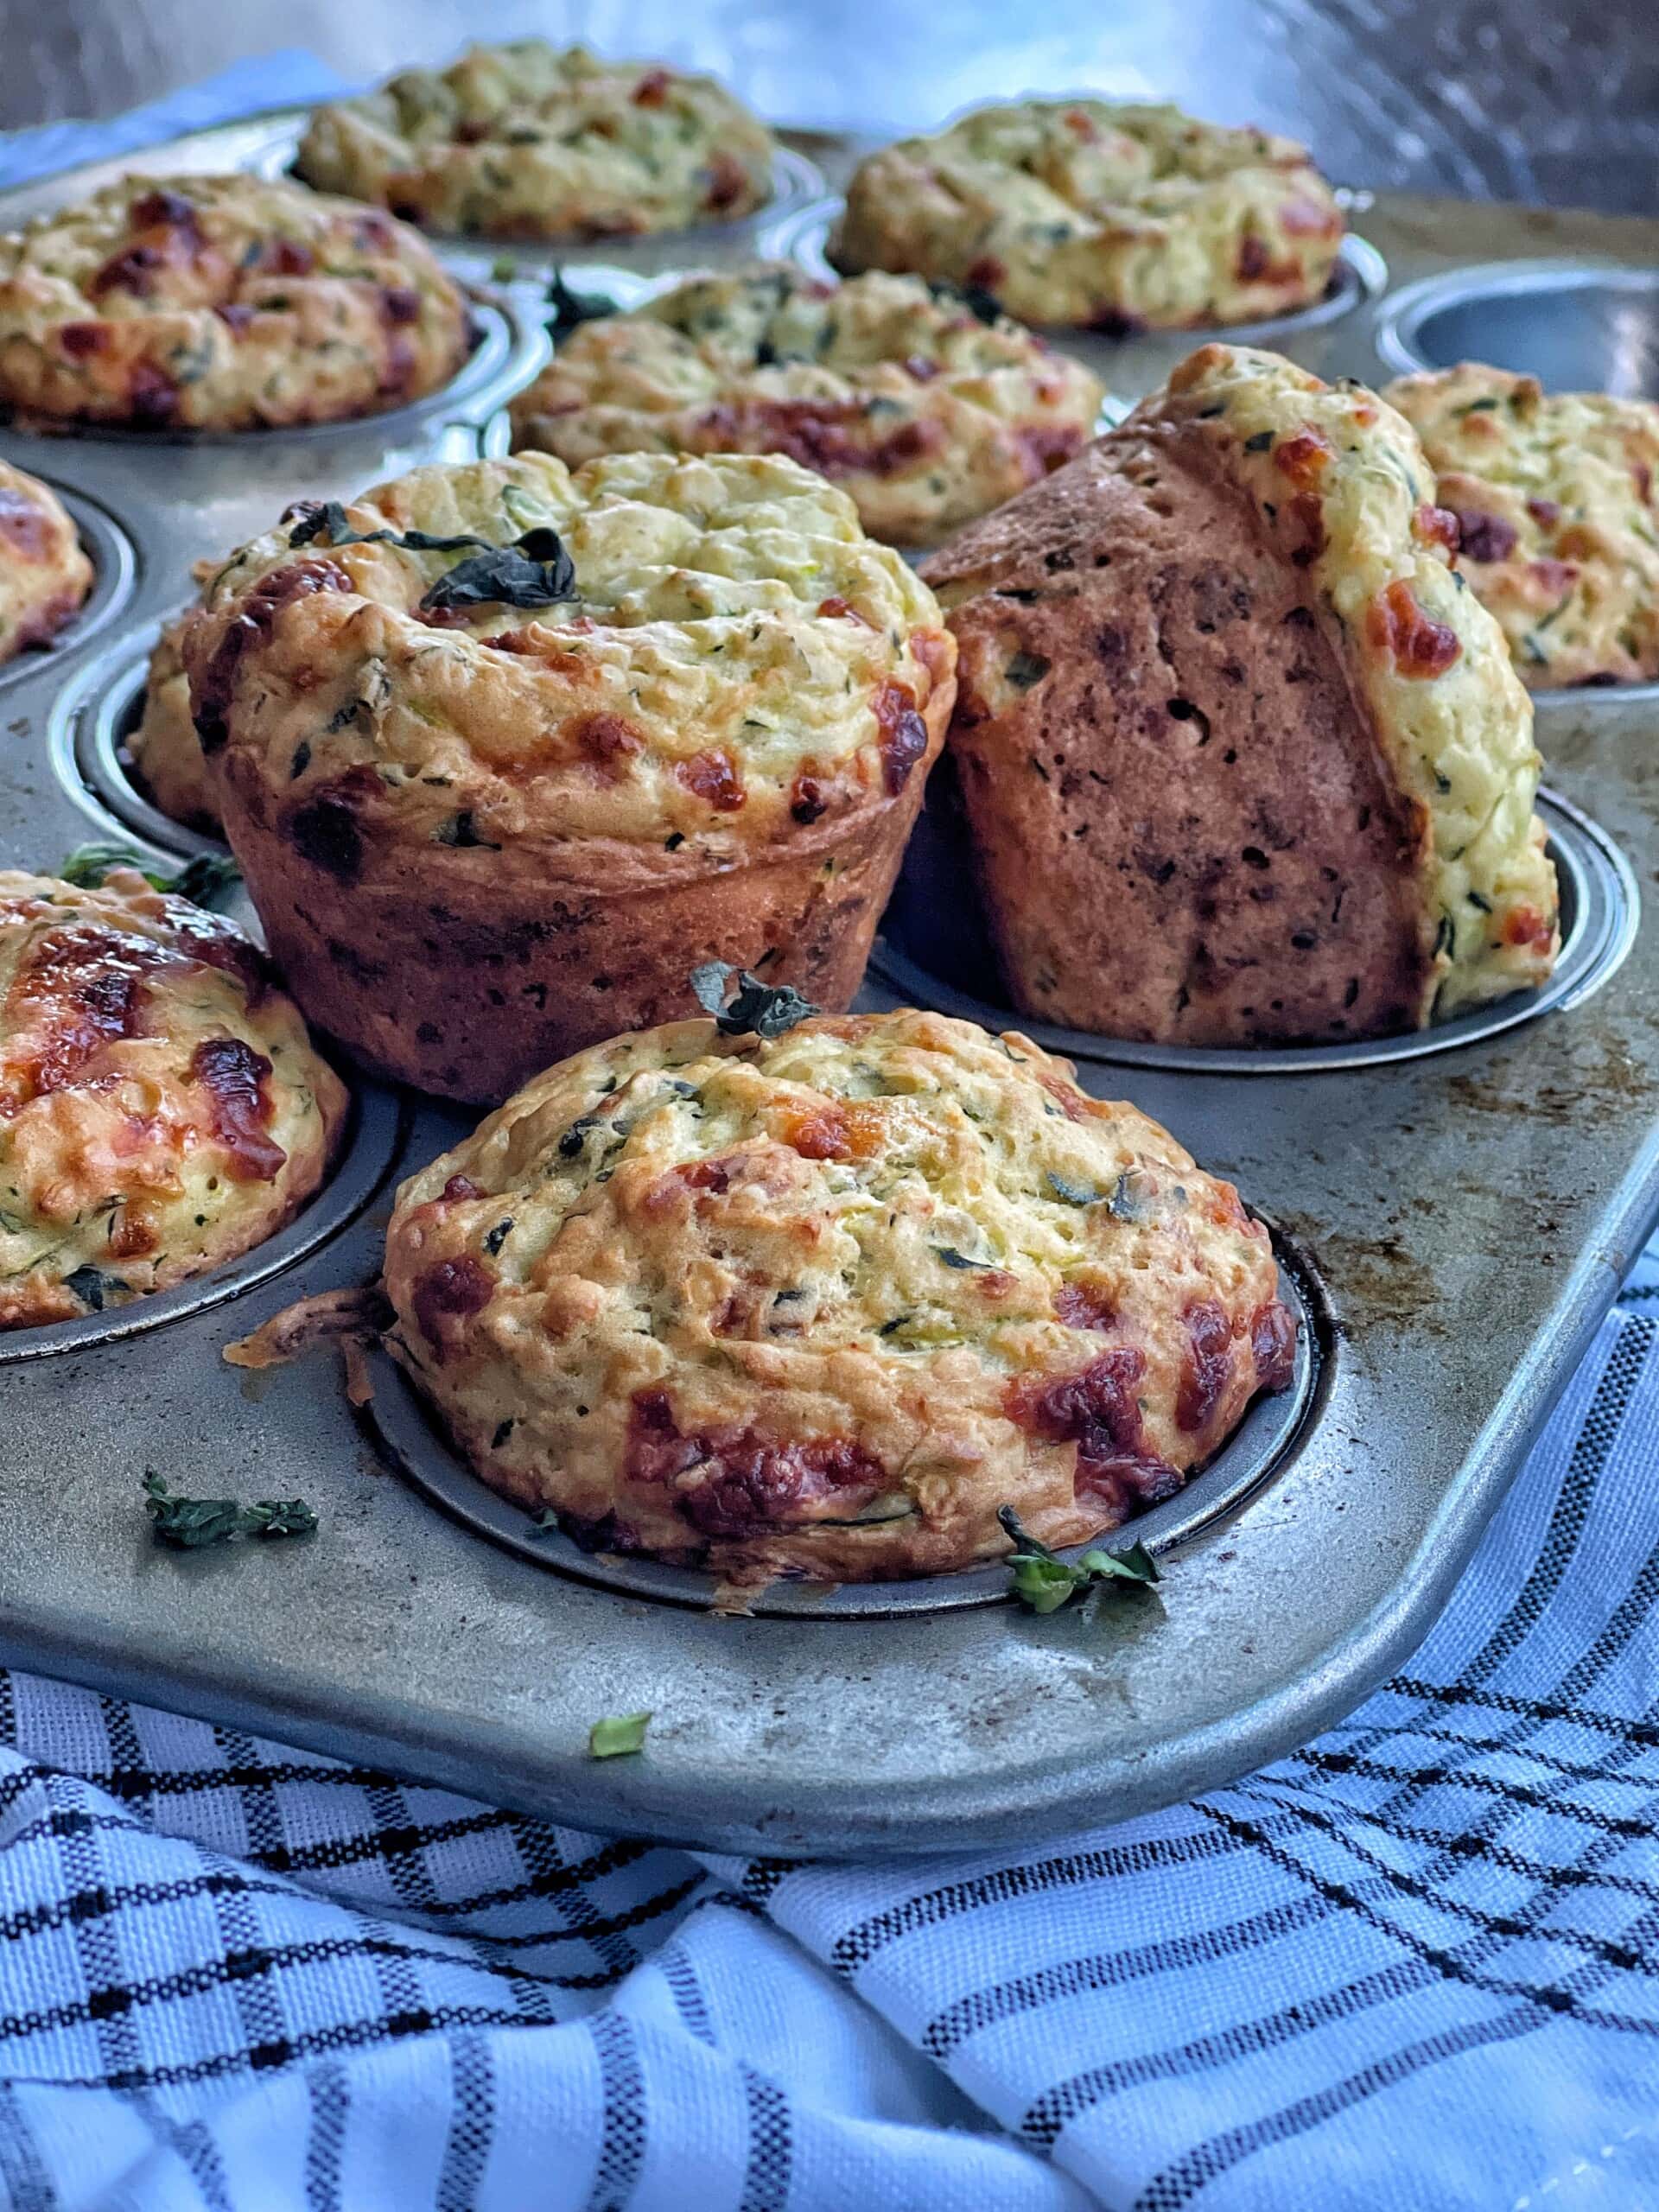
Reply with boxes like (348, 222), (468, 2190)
(1, 130), (1658, 1857)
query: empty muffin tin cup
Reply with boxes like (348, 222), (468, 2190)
(869, 786), (1637, 1076)
(365, 1236), (1327, 1618)
(1376, 259), (1659, 402)
(48, 629), (223, 861)
(0, 484), (137, 695)
(759, 197), (1388, 348)
(0, 1084), (409, 1364)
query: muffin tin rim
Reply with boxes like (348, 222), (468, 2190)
(869, 786), (1637, 1076)
(1371, 255), (1659, 385)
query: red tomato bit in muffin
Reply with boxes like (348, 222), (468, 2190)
(411, 1255), (494, 1362)
(626, 1389), (883, 1537)
(1365, 578), (1461, 678)
(1007, 1347), (1183, 1511)
(1413, 504), (1460, 553)
(0, 488), (51, 560)
(1250, 1298), (1298, 1390)
(1176, 1297), (1235, 1433)
(190, 1035), (286, 1182)
(873, 680), (930, 794)
(1271, 429), (1333, 490)
(675, 749), (746, 810)
(1452, 510), (1516, 563)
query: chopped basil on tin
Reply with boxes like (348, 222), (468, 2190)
(588, 1711), (651, 1758)
(999, 1506), (1159, 1614)
(142, 1471), (318, 1550)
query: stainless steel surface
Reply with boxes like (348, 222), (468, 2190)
(366, 1250), (1325, 1617)
(6, 0), (1659, 218)
(1376, 258), (1659, 397)
(873, 789), (1639, 1075)
(1, 123), (1659, 1854)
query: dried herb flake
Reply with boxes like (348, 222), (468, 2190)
(690, 962), (817, 1039)
(998, 1506), (1160, 1615)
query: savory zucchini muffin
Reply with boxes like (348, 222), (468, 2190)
(921, 344), (1559, 1046)
(179, 450), (955, 1103)
(0, 868), (347, 1330)
(0, 462), (92, 665)
(0, 174), (472, 431)
(127, 605), (217, 833)
(831, 100), (1344, 332)
(296, 41), (775, 241)
(1385, 363), (1659, 690)
(508, 264), (1105, 547)
(385, 1005), (1296, 1581)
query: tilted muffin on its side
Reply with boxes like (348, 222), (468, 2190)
(384, 1006), (1296, 1583)
(831, 99), (1344, 333)
(921, 344), (1559, 1047)
(0, 174), (473, 432)
(1386, 363), (1659, 690)
(0, 463), (92, 665)
(296, 41), (775, 241)
(0, 869), (347, 1331)
(179, 450), (955, 1104)
(508, 264), (1105, 547)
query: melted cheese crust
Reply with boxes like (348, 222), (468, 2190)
(1386, 363), (1659, 690)
(178, 450), (952, 855)
(0, 870), (347, 1330)
(385, 1007), (1293, 1580)
(1142, 345), (1558, 1018)
(0, 462), (92, 664)
(0, 174), (472, 431)
(509, 264), (1105, 546)
(831, 99), (1344, 331)
(296, 42), (775, 241)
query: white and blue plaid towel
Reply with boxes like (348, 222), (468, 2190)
(6, 61), (1659, 2212)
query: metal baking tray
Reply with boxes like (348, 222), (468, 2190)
(1, 122), (1657, 1858)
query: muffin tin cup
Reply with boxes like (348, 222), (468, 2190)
(45, 626), (220, 858)
(0, 482), (138, 696)
(871, 787), (1637, 1076)
(1374, 258), (1659, 400)
(0, 1084), (409, 1365)
(365, 1239), (1327, 1618)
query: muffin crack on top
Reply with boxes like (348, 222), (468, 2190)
(830, 99), (1345, 331)
(0, 173), (473, 432)
(385, 1007), (1296, 1581)
(176, 451), (956, 1101)
(0, 462), (92, 665)
(296, 41), (777, 241)
(0, 869), (346, 1331)
(508, 263), (1106, 546)
(921, 343), (1559, 1046)
(1386, 362), (1659, 690)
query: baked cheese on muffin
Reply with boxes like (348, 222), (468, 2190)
(1386, 363), (1659, 690)
(296, 41), (775, 241)
(0, 174), (472, 432)
(178, 450), (955, 1103)
(831, 99), (1344, 332)
(921, 343), (1558, 1046)
(0, 868), (347, 1330)
(0, 463), (92, 666)
(508, 264), (1105, 547)
(384, 1005), (1296, 1582)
